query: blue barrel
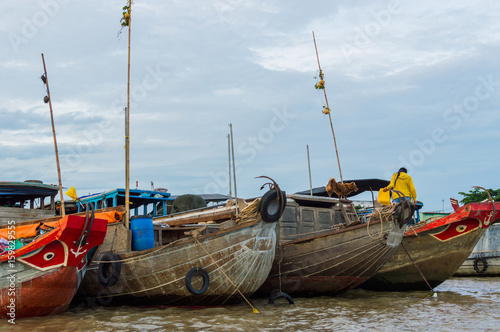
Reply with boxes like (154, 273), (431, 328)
(130, 215), (154, 251)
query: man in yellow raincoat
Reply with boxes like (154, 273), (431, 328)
(383, 167), (417, 203)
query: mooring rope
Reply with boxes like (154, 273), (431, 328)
(401, 241), (435, 295)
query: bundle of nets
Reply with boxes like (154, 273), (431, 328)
(236, 199), (260, 224)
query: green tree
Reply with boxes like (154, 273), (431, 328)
(458, 188), (500, 204)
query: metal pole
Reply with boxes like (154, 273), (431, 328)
(307, 145), (313, 196)
(41, 53), (65, 217)
(229, 124), (239, 216)
(227, 134), (232, 200)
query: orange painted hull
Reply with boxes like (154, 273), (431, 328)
(0, 214), (108, 319)
(0, 266), (78, 319)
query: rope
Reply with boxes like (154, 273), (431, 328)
(92, 240), (178, 264)
(193, 236), (260, 314)
(366, 208), (384, 239)
(281, 225), (345, 240)
(401, 241), (435, 294)
(94, 201), (260, 265)
(365, 204), (397, 239)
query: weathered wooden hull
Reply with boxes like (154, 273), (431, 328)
(454, 223), (500, 277)
(255, 196), (409, 297)
(362, 202), (500, 291)
(257, 220), (406, 297)
(0, 214), (108, 319)
(76, 220), (277, 306)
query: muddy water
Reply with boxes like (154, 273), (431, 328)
(2, 277), (499, 331)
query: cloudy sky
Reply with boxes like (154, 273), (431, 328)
(1, 0), (499, 212)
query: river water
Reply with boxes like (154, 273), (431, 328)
(2, 277), (499, 331)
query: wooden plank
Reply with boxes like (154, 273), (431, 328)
(0, 208), (55, 225)
(153, 206), (235, 227)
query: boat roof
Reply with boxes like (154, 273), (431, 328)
(0, 180), (59, 200)
(79, 188), (172, 205)
(79, 189), (229, 206)
(170, 193), (230, 203)
(288, 194), (346, 208)
(294, 178), (390, 198)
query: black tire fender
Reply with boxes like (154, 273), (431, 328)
(473, 257), (488, 274)
(260, 189), (286, 223)
(268, 291), (294, 304)
(185, 267), (210, 295)
(98, 253), (122, 287)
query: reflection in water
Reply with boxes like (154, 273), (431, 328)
(4, 278), (499, 331)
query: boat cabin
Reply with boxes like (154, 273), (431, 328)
(279, 194), (359, 241)
(0, 180), (58, 225)
(77, 188), (174, 217)
(78, 189), (231, 251)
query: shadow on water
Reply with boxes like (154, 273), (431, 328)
(3, 278), (499, 332)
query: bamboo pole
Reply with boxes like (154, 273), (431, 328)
(312, 31), (344, 183)
(227, 134), (232, 200)
(229, 124), (239, 216)
(125, 1), (132, 229)
(307, 145), (313, 196)
(41, 53), (65, 217)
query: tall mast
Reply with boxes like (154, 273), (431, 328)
(229, 124), (239, 216)
(123, 1), (132, 228)
(41, 53), (65, 217)
(312, 31), (344, 183)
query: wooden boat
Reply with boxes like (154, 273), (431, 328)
(0, 211), (109, 319)
(361, 200), (500, 291)
(0, 180), (59, 225)
(255, 193), (413, 298)
(454, 222), (500, 277)
(75, 187), (285, 306)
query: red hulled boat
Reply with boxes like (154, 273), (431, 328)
(0, 213), (108, 319)
(361, 199), (500, 291)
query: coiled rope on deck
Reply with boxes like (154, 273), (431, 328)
(366, 204), (398, 239)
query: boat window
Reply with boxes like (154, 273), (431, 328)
(106, 197), (113, 208)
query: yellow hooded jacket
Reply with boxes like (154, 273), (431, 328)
(387, 172), (417, 202)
